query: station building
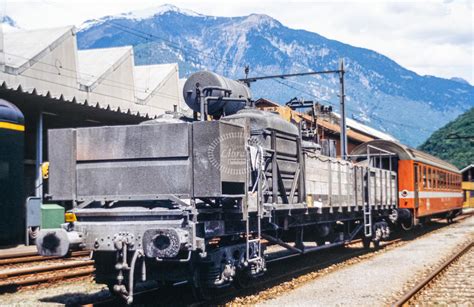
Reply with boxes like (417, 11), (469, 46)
(256, 98), (396, 156)
(461, 164), (474, 207)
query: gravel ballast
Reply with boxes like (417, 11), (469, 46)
(258, 216), (474, 306)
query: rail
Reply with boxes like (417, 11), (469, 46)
(393, 241), (473, 307)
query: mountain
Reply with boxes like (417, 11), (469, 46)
(1, 15), (20, 31)
(450, 77), (470, 85)
(1, 16), (17, 27)
(77, 4), (474, 146)
(418, 107), (473, 169)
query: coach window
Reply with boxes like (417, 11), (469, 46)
(423, 166), (427, 189)
(428, 168), (432, 189)
(432, 169), (435, 189)
(426, 167), (430, 189)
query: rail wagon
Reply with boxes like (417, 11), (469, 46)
(351, 140), (463, 228)
(34, 71), (459, 303)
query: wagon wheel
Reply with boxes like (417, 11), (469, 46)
(234, 269), (254, 290)
(190, 269), (214, 301)
(446, 211), (455, 223)
(316, 238), (326, 247)
(362, 236), (371, 249)
(400, 217), (414, 231)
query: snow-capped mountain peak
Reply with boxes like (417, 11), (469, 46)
(80, 4), (204, 30)
(0, 15), (20, 32)
(119, 4), (203, 20)
(450, 77), (470, 85)
(242, 14), (280, 30)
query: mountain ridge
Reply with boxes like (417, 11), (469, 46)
(75, 7), (474, 146)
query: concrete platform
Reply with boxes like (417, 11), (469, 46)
(259, 216), (474, 306)
(463, 207), (474, 214)
(0, 244), (37, 258)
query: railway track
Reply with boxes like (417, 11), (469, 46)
(89, 238), (402, 306)
(0, 251), (94, 291)
(393, 241), (473, 306)
(92, 214), (472, 306)
(4, 213), (472, 304)
(110, 215), (471, 306)
(0, 250), (90, 265)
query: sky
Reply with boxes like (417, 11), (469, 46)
(2, 0), (473, 84)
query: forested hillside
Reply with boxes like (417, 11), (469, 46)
(418, 108), (474, 169)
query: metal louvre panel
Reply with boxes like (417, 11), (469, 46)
(275, 136), (298, 156)
(75, 123), (193, 201)
(76, 124), (190, 161)
(192, 121), (246, 197)
(48, 128), (77, 201)
(49, 123), (194, 202)
(76, 159), (192, 200)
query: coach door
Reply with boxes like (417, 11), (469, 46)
(414, 163), (419, 208)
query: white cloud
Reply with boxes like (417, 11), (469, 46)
(3, 0), (473, 83)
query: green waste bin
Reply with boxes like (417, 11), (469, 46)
(41, 204), (65, 229)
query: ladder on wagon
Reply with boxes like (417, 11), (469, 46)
(245, 202), (263, 264)
(245, 145), (265, 266)
(363, 173), (373, 237)
(359, 144), (395, 238)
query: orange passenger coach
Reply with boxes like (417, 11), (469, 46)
(352, 140), (463, 226)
